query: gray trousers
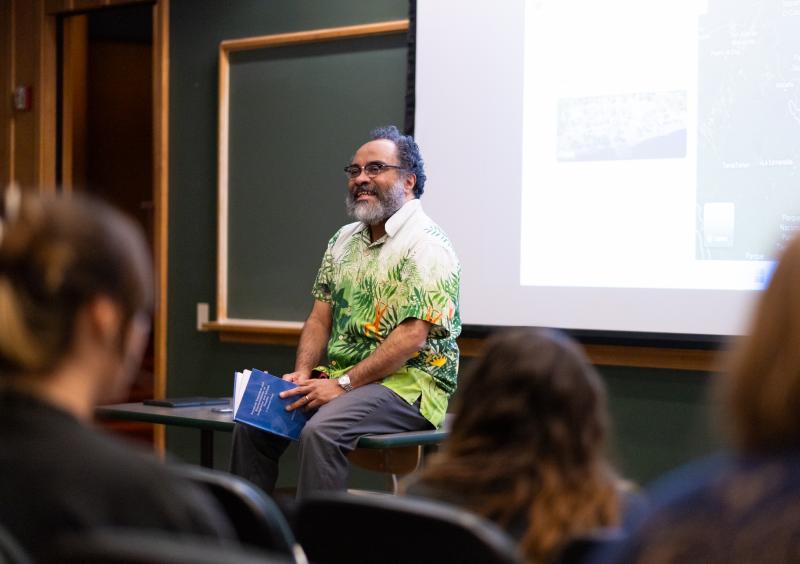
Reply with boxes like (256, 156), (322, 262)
(229, 383), (432, 498)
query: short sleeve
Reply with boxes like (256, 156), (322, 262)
(311, 229), (344, 303)
(397, 241), (461, 339)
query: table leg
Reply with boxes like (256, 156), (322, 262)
(200, 429), (214, 468)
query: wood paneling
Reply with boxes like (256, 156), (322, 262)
(2, 0), (162, 191)
(458, 337), (721, 372)
(152, 0), (168, 451)
(0, 0), (11, 187)
(9, 0), (39, 188)
(2, 0), (60, 190)
(85, 40), (153, 215)
(3, 0), (169, 451)
(46, 0), (152, 14)
(60, 14), (87, 192)
(37, 3), (56, 190)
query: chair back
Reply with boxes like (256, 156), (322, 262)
(51, 529), (294, 564)
(170, 464), (305, 562)
(552, 528), (627, 564)
(294, 492), (523, 564)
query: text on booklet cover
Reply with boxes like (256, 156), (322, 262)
(233, 368), (308, 441)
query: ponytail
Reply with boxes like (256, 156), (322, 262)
(0, 278), (45, 373)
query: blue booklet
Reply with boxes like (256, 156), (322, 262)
(233, 368), (308, 441)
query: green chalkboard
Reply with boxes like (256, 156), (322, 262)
(219, 25), (408, 323)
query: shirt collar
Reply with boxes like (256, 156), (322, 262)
(355, 199), (422, 244)
(385, 199), (421, 238)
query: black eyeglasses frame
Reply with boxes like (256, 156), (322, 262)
(343, 161), (405, 179)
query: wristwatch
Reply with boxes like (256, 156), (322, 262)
(337, 374), (354, 393)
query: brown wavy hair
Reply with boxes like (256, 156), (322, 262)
(0, 190), (152, 378)
(407, 328), (621, 563)
(721, 235), (800, 453)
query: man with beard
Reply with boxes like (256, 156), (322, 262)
(230, 125), (461, 497)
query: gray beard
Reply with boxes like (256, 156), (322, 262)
(345, 180), (407, 225)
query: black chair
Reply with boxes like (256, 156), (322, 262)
(552, 528), (627, 564)
(170, 464), (306, 563)
(0, 524), (31, 564)
(51, 529), (294, 564)
(294, 492), (524, 564)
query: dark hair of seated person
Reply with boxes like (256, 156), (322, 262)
(0, 189), (235, 559)
(402, 328), (626, 564)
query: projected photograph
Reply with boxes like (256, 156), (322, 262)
(556, 91), (687, 162)
(695, 0), (800, 262)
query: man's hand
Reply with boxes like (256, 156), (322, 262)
(280, 378), (345, 412)
(282, 370), (312, 384)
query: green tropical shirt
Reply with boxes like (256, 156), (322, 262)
(312, 199), (461, 428)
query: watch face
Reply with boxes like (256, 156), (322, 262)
(338, 375), (352, 391)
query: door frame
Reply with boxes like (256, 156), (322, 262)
(46, 0), (170, 449)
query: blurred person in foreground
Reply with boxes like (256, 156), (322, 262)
(601, 234), (800, 564)
(402, 328), (635, 564)
(0, 189), (234, 560)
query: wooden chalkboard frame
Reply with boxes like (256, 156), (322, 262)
(203, 20), (410, 344)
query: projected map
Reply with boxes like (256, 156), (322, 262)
(557, 91), (687, 162)
(696, 0), (800, 261)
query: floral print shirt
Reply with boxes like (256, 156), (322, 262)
(312, 199), (461, 428)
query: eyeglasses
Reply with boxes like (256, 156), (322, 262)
(343, 161), (404, 179)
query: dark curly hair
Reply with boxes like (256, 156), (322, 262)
(370, 125), (426, 198)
